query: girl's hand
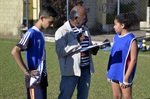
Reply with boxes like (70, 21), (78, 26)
(121, 82), (130, 89)
(121, 76), (131, 89)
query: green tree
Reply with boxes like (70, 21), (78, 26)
(41, 0), (83, 27)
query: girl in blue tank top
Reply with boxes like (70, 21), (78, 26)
(107, 13), (139, 99)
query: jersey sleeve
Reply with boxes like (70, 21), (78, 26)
(16, 31), (32, 50)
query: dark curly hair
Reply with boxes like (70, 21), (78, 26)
(115, 13), (139, 30)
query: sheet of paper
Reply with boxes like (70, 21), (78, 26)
(80, 42), (110, 52)
(30, 76), (39, 87)
(30, 60), (43, 87)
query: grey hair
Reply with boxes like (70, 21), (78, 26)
(69, 9), (80, 20)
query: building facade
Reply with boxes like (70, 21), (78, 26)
(0, 0), (149, 36)
(0, 0), (23, 35)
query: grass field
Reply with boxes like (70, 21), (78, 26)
(0, 38), (150, 99)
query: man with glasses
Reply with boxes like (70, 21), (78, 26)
(55, 6), (99, 99)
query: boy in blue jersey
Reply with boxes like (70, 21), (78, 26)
(11, 4), (57, 99)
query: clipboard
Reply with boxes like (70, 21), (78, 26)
(80, 41), (110, 52)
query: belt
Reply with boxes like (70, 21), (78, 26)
(80, 65), (90, 69)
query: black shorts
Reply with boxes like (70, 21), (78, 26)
(25, 73), (48, 99)
(27, 86), (47, 99)
(111, 79), (132, 87)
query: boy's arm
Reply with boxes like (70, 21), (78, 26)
(11, 46), (28, 74)
(11, 46), (39, 76)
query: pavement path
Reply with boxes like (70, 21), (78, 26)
(0, 30), (148, 43)
(0, 30), (149, 49)
(91, 30), (146, 42)
(45, 30), (147, 43)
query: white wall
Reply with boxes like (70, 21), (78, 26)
(0, 0), (23, 35)
(83, 0), (97, 28)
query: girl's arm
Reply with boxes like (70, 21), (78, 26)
(124, 40), (137, 83)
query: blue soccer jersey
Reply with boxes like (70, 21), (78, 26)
(107, 33), (137, 84)
(17, 26), (46, 73)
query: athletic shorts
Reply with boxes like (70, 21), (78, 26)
(111, 79), (132, 87)
(25, 73), (48, 99)
(27, 87), (47, 99)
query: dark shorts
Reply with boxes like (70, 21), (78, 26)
(27, 87), (47, 99)
(111, 79), (132, 87)
(25, 73), (48, 99)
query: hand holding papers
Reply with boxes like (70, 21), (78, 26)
(30, 60), (43, 87)
(80, 41), (110, 52)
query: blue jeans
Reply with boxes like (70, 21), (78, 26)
(58, 68), (91, 99)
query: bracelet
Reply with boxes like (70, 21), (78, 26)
(123, 81), (132, 85)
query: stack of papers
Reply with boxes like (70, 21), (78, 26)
(80, 42), (110, 52)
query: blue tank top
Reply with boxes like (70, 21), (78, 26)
(107, 33), (137, 83)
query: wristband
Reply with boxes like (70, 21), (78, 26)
(123, 81), (132, 85)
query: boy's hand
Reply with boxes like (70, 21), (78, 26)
(26, 70), (40, 77)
